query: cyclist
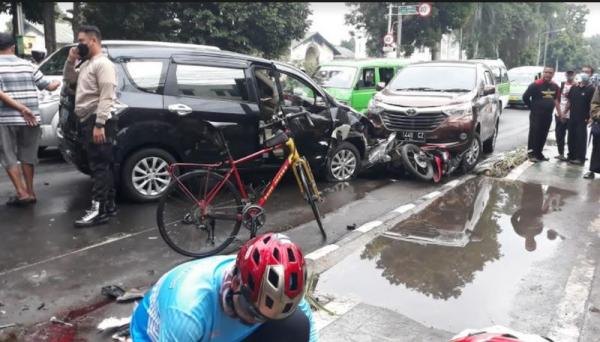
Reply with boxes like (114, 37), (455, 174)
(130, 233), (317, 341)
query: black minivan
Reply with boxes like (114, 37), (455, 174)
(54, 41), (370, 202)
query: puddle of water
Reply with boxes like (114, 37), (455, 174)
(318, 178), (576, 332)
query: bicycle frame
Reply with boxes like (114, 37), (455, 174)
(167, 134), (317, 213)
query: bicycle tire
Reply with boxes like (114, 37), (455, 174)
(296, 163), (327, 239)
(157, 170), (242, 258)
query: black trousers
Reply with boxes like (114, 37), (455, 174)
(528, 111), (553, 157)
(79, 116), (116, 203)
(567, 118), (588, 162)
(590, 133), (600, 173)
(243, 308), (310, 342)
(554, 116), (569, 157)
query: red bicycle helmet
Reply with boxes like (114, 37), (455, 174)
(236, 233), (307, 320)
(451, 326), (554, 342)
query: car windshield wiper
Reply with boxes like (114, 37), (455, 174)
(441, 88), (472, 92)
(395, 87), (442, 91)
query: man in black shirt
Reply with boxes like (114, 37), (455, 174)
(566, 73), (595, 165)
(522, 66), (562, 162)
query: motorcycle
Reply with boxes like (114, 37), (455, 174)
(365, 133), (466, 183)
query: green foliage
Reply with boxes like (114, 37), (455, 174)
(345, 2), (474, 57)
(80, 2), (312, 59)
(340, 37), (355, 51)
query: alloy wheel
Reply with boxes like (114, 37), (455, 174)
(132, 156), (171, 196)
(330, 149), (358, 181)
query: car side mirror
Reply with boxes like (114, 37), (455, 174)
(483, 85), (496, 96)
(376, 82), (386, 91)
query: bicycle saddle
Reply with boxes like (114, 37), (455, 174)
(265, 130), (289, 148)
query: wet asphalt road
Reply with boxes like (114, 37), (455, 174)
(0, 108), (530, 331)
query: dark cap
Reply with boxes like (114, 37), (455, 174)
(566, 70), (575, 74)
(0, 32), (15, 50)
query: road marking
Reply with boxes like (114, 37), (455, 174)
(394, 203), (416, 214)
(547, 247), (596, 342)
(506, 160), (534, 181)
(423, 191), (441, 200)
(0, 229), (154, 277)
(305, 244), (339, 261)
(356, 221), (383, 233)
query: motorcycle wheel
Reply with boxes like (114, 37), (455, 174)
(400, 144), (434, 181)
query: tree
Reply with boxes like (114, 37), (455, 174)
(345, 2), (474, 58)
(340, 37), (355, 51)
(42, 3), (56, 53)
(80, 2), (312, 59)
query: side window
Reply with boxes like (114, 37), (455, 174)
(484, 71), (494, 86)
(38, 47), (69, 75)
(124, 60), (167, 94)
(278, 72), (317, 107)
(357, 68), (375, 89)
(379, 67), (395, 85)
(175, 64), (250, 102)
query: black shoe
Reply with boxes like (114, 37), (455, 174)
(528, 156), (541, 163)
(555, 154), (568, 161)
(105, 199), (118, 217)
(569, 159), (584, 166)
(74, 201), (109, 228)
(584, 171), (595, 179)
(538, 154), (550, 161)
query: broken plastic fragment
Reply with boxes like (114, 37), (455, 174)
(97, 316), (130, 332)
(116, 288), (145, 302)
(101, 285), (126, 299)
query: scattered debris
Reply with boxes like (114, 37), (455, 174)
(346, 224), (357, 231)
(21, 305), (29, 312)
(148, 236), (158, 240)
(474, 147), (528, 178)
(101, 285), (126, 299)
(44, 182), (49, 186)
(0, 323), (17, 330)
(590, 306), (600, 314)
(147, 270), (156, 276)
(116, 288), (145, 302)
(49, 218), (55, 222)
(0, 302), (4, 307)
(37, 303), (45, 310)
(111, 324), (131, 341)
(97, 316), (130, 332)
(1, 310), (6, 315)
(50, 316), (73, 327)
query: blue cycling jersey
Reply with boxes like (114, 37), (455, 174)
(130, 255), (317, 342)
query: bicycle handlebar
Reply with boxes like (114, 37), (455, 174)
(260, 111), (315, 130)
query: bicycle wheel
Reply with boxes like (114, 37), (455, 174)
(296, 162), (327, 239)
(157, 170), (243, 258)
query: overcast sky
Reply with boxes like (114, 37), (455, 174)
(309, 2), (600, 46)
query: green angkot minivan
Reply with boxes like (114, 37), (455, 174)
(313, 59), (410, 113)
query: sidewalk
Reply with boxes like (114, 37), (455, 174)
(311, 147), (600, 341)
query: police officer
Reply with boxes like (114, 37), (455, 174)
(63, 25), (118, 228)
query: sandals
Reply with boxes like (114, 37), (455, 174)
(6, 195), (36, 206)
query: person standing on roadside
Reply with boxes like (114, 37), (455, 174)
(0, 33), (60, 206)
(63, 25), (118, 228)
(584, 86), (600, 179)
(555, 70), (576, 161)
(565, 73), (595, 166)
(522, 66), (562, 162)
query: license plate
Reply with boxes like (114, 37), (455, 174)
(399, 131), (425, 142)
(510, 95), (519, 101)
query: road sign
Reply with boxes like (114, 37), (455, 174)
(383, 33), (394, 45)
(417, 3), (432, 17)
(399, 5), (417, 15)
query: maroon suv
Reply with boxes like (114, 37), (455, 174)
(366, 61), (501, 171)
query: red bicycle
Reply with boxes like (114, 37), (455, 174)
(156, 111), (326, 258)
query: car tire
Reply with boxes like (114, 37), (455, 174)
(121, 148), (176, 202)
(461, 133), (482, 173)
(483, 120), (499, 154)
(324, 142), (361, 182)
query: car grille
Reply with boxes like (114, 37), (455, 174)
(381, 110), (447, 132)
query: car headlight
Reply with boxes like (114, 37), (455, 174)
(442, 103), (473, 117)
(368, 98), (384, 114)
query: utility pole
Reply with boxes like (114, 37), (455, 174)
(387, 4), (393, 34)
(396, 6), (402, 58)
(15, 2), (25, 57)
(543, 32), (549, 67)
(458, 28), (463, 60)
(536, 35), (542, 66)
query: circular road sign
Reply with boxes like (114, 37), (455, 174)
(383, 33), (394, 45)
(417, 3), (432, 17)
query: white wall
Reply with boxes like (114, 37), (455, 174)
(382, 32), (466, 61)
